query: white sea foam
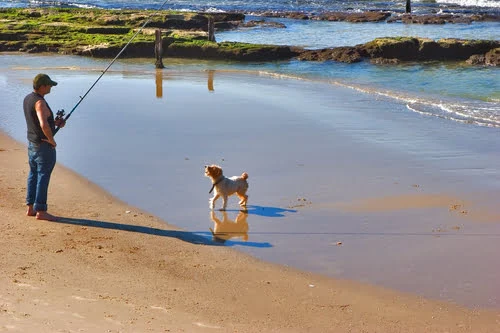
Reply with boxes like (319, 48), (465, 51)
(434, 0), (500, 8)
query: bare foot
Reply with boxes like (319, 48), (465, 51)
(36, 211), (59, 221)
(26, 205), (36, 217)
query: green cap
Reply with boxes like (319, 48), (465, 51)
(33, 73), (58, 89)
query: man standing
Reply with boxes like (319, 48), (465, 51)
(24, 73), (65, 221)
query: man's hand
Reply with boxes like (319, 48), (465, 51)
(55, 118), (66, 128)
(42, 138), (57, 147)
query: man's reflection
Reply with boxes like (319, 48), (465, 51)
(210, 210), (248, 243)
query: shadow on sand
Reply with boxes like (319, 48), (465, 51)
(55, 217), (219, 246)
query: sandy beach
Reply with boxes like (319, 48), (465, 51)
(1, 130), (500, 332)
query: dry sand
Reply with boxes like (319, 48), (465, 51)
(1, 131), (500, 332)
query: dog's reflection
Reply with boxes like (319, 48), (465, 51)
(210, 211), (249, 243)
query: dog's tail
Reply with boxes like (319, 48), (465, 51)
(241, 172), (249, 180)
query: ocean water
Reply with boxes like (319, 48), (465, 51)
(1, 0), (500, 308)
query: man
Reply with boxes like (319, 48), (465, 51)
(23, 73), (65, 221)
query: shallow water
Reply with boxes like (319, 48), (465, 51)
(1, 54), (500, 309)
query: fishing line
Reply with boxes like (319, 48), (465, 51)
(54, 0), (170, 135)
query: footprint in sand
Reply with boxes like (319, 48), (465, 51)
(71, 295), (98, 302)
(150, 305), (169, 313)
(194, 322), (222, 329)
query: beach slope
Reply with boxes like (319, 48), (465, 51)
(1, 130), (499, 332)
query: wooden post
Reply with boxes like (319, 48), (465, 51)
(154, 29), (164, 69)
(208, 17), (216, 42)
(405, 0), (411, 13)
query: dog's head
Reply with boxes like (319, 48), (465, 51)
(204, 164), (223, 180)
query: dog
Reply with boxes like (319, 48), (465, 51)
(204, 164), (249, 210)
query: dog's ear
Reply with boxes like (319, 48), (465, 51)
(210, 165), (222, 178)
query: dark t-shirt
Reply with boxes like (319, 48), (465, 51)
(23, 92), (56, 143)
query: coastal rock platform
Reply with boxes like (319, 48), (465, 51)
(0, 7), (498, 66)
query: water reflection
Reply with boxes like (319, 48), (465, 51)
(154, 69), (215, 98)
(155, 69), (163, 98)
(210, 210), (248, 243)
(207, 70), (214, 92)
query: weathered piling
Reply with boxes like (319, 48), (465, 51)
(155, 29), (164, 69)
(208, 17), (216, 42)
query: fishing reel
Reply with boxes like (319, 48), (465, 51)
(55, 109), (65, 122)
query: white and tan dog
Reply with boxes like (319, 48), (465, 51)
(204, 164), (249, 210)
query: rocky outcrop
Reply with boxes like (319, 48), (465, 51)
(314, 11), (391, 23)
(297, 47), (362, 63)
(298, 37), (500, 66)
(162, 43), (301, 61)
(147, 13), (245, 30)
(0, 8), (498, 65)
(386, 13), (499, 24)
(260, 11), (391, 22)
(257, 11), (499, 24)
(485, 47), (500, 66)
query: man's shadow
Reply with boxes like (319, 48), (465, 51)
(55, 217), (218, 246)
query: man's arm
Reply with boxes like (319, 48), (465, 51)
(35, 99), (56, 147)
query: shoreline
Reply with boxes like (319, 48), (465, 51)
(1, 131), (500, 332)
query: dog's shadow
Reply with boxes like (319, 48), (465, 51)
(230, 205), (297, 218)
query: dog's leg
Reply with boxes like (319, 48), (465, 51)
(210, 194), (220, 210)
(237, 192), (248, 206)
(221, 195), (228, 211)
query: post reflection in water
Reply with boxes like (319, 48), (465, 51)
(210, 210), (249, 243)
(154, 69), (215, 98)
(155, 69), (163, 98)
(207, 70), (214, 92)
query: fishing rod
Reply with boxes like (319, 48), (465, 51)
(54, 0), (170, 135)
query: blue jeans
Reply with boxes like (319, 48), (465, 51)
(26, 141), (56, 212)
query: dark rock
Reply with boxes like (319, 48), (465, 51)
(298, 47), (362, 63)
(162, 43), (301, 61)
(466, 54), (485, 65)
(435, 39), (499, 60)
(240, 20), (286, 29)
(485, 48), (500, 66)
(214, 21), (240, 30)
(297, 38), (499, 66)
(370, 58), (401, 65)
(360, 37), (420, 60)
(315, 11), (391, 23)
(260, 11), (309, 20)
